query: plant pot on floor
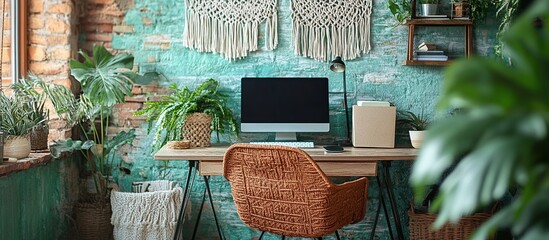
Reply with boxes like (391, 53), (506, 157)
(3, 135), (31, 159)
(409, 130), (426, 148)
(75, 201), (114, 240)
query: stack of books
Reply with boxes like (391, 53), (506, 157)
(414, 42), (448, 61)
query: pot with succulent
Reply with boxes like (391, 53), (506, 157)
(136, 78), (238, 151)
(10, 74), (50, 150)
(47, 45), (137, 240)
(0, 91), (44, 159)
(399, 110), (430, 148)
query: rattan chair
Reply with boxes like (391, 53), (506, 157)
(223, 144), (369, 239)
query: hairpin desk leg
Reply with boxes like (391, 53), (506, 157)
(375, 175), (395, 240)
(204, 176), (224, 240)
(191, 187), (207, 239)
(381, 161), (405, 240)
(173, 160), (198, 240)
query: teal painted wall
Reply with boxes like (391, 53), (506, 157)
(110, 0), (499, 239)
(0, 158), (79, 240)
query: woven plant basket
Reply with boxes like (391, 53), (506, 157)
(408, 204), (492, 240)
(182, 113), (212, 147)
(3, 135), (31, 159)
(30, 126), (49, 150)
(74, 202), (113, 240)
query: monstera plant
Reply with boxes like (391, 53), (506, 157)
(49, 45), (137, 200)
(411, 1), (549, 239)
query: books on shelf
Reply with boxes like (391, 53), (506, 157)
(416, 50), (445, 55)
(418, 42), (437, 51)
(414, 55), (449, 61)
(414, 49), (448, 61)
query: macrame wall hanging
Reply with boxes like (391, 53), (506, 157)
(291, 0), (372, 62)
(183, 0), (278, 61)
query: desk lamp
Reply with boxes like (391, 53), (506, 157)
(330, 56), (351, 145)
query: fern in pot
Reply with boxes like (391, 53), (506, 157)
(136, 78), (238, 150)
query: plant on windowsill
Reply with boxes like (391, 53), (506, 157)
(135, 78), (238, 151)
(10, 74), (50, 150)
(398, 110), (430, 148)
(411, 2), (549, 239)
(0, 92), (44, 159)
(46, 45), (137, 240)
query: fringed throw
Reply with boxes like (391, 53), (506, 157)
(184, 0), (278, 60)
(291, 0), (372, 62)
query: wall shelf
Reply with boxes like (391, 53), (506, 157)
(405, 1), (474, 66)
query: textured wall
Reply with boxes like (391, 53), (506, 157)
(0, 158), (79, 240)
(99, 0), (499, 239)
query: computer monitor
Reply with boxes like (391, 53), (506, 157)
(240, 77), (330, 141)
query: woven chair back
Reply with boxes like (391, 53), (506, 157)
(223, 144), (347, 237)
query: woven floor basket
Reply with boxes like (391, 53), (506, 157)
(182, 113), (212, 147)
(30, 126), (49, 150)
(408, 206), (491, 240)
(75, 202), (113, 240)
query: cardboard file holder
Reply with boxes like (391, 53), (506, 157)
(352, 105), (396, 148)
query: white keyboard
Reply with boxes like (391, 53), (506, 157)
(249, 142), (315, 149)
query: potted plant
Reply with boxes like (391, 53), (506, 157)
(136, 78), (238, 151)
(411, 2), (549, 239)
(388, 0), (413, 24)
(419, 0), (439, 16)
(0, 92), (43, 159)
(452, 0), (470, 18)
(10, 74), (50, 150)
(47, 45), (137, 240)
(398, 110), (430, 148)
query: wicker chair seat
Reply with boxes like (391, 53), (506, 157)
(223, 144), (369, 238)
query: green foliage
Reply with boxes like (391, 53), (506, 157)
(10, 74), (49, 129)
(398, 110), (430, 131)
(410, 1), (549, 239)
(0, 93), (39, 136)
(136, 78), (239, 152)
(47, 45), (137, 200)
(388, 0), (412, 24)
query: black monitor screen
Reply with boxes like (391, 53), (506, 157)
(241, 77), (329, 125)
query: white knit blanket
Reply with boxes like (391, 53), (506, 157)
(291, 0), (372, 61)
(111, 180), (182, 240)
(184, 0), (278, 60)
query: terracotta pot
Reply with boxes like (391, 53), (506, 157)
(453, 3), (469, 18)
(3, 135), (31, 159)
(409, 130), (426, 149)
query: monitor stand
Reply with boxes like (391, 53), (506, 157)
(275, 132), (297, 141)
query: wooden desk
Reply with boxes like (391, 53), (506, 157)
(154, 145), (417, 240)
(155, 145), (417, 176)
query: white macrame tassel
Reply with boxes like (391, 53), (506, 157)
(183, 0), (278, 61)
(291, 0), (372, 62)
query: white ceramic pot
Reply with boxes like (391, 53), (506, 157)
(409, 130), (426, 149)
(3, 135), (31, 159)
(421, 4), (438, 16)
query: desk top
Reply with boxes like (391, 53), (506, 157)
(154, 145), (418, 162)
